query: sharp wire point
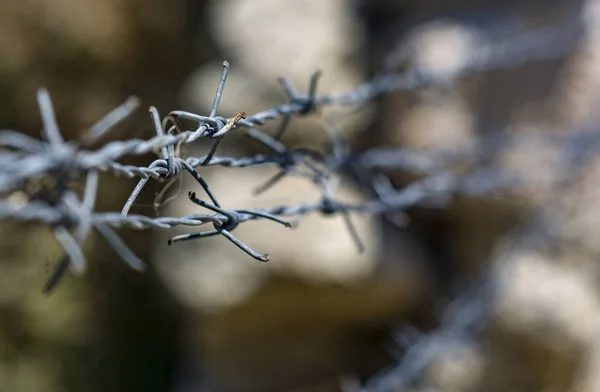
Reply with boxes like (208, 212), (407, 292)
(253, 170), (287, 195)
(273, 114), (291, 141)
(37, 88), (64, 147)
(210, 60), (230, 118)
(84, 95), (140, 145)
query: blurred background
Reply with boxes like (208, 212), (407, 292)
(2, 0), (600, 391)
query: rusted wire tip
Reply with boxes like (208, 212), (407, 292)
(231, 111), (247, 126)
(228, 112), (246, 125)
(210, 111), (248, 138)
(229, 111), (247, 126)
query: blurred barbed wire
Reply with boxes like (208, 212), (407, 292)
(0, 11), (596, 390)
(361, 274), (494, 392)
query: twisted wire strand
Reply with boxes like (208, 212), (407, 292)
(0, 200), (220, 230)
(362, 275), (494, 392)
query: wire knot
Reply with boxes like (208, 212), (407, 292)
(153, 157), (184, 179)
(202, 117), (228, 138)
(291, 94), (317, 115)
(278, 71), (322, 116)
(320, 197), (339, 215)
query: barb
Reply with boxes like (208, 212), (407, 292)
(166, 190), (292, 262)
(200, 61), (233, 166)
(82, 96), (141, 145)
(37, 89), (64, 148)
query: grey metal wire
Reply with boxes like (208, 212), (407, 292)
(362, 275), (495, 392)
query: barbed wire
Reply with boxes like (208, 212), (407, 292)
(0, 15), (591, 292)
(0, 8), (596, 391)
(361, 274), (494, 392)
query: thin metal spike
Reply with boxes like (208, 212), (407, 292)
(43, 256), (71, 295)
(210, 61), (230, 118)
(94, 222), (145, 271)
(273, 114), (291, 141)
(218, 228), (269, 261)
(84, 96), (140, 145)
(342, 212), (365, 254)
(187, 191), (223, 215)
(278, 77), (296, 98)
(246, 128), (287, 153)
(308, 71), (322, 99)
(236, 209), (292, 227)
(181, 161), (221, 208)
(76, 170), (99, 240)
(149, 106), (170, 160)
(37, 88), (64, 147)
(253, 170), (287, 195)
(200, 136), (225, 166)
(53, 227), (87, 274)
